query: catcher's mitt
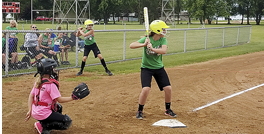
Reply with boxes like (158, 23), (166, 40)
(72, 82), (90, 100)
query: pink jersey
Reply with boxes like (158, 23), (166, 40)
(30, 78), (61, 120)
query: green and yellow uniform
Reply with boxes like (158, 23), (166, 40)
(138, 36), (167, 69)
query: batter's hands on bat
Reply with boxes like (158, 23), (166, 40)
(78, 27), (83, 31)
(147, 43), (153, 50)
(144, 37), (150, 46)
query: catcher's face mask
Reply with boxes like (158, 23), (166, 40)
(51, 68), (59, 80)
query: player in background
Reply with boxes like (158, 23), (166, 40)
(129, 20), (177, 119)
(76, 19), (113, 76)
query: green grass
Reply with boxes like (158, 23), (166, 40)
(2, 20), (264, 78)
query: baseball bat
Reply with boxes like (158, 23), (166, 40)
(143, 7), (149, 37)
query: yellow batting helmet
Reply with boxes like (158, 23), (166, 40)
(84, 19), (94, 27)
(150, 20), (169, 35)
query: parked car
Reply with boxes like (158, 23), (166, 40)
(44, 17), (50, 21)
(36, 16), (45, 21)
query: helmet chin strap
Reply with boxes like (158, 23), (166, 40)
(86, 25), (93, 29)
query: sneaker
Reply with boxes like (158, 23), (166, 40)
(165, 109), (177, 117)
(34, 121), (42, 134)
(136, 111), (143, 119)
(61, 61), (65, 65)
(80, 48), (84, 52)
(76, 71), (83, 76)
(65, 61), (71, 65)
(56, 61), (60, 67)
(105, 69), (113, 76)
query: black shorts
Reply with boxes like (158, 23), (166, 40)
(40, 111), (66, 123)
(141, 67), (171, 91)
(83, 43), (101, 58)
(26, 47), (40, 59)
(39, 47), (53, 58)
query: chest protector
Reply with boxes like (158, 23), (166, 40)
(33, 79), (59, 112)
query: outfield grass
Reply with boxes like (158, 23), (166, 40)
(2, 21), (264, 77)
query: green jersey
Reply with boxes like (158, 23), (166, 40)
(2, 37), (6, 48)
(5, 26), (18, 37)
(138, 36), (167, 69)
(84, 30), (95, 45)
(41, 33), (49, 46)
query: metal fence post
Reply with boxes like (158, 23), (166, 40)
(236, 27), (240, 45)
(5, 32), (10, 76)
(123, 30), (126, 60)
(184, 30), (187, 52)
(76, 36), (79, 67)
(205, 29), (208, 50)
(223, 28), (225, 47)
(248, 26), (252, 43)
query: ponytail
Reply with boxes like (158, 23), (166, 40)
(35, 75), (42, 89)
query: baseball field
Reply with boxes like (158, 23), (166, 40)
(2, 22), (264, 133)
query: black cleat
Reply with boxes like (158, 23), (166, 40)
(165, 109), (177, 117)
(105, 69), (113, 76)
(76, 71), (83, 76)
(136, 111), (143, 119)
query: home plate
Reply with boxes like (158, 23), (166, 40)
(152, 119), (187, 128)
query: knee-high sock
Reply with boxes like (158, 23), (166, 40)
(165, 102), (171, 110)
(100, 59), (108, 70)
(80, 61), (85, 72)
(138, 104), (144, 112)
(53, 54), (58, 61)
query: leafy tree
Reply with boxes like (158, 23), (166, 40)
(225, 0), (238, 24)
(215, 0), (229, 24)
(184, 0), (218, 24)
(175, 0), (184, 24)
(237, 0), (248, 24)
(251, 0), (264, 25)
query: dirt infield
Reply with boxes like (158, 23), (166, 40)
(3, 51), (264, 134)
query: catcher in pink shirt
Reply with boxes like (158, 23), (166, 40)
(30, 81), (61, 120)
(25, 58), (90, 134)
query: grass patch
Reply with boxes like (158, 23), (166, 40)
(2, 21), (264, 81)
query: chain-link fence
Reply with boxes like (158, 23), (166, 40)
(2, 25), (251, 77)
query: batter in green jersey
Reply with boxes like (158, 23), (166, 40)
(138, 36), (167, 69)
(130, 20), (177, 119)
(76, 19), (112, 76)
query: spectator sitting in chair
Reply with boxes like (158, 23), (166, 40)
(5, 20), (19, 69)
(62, 32), (75, 51)
(58, 33), (71, 65)
(38, 28), (60, 66)
(2, 33), (19, 70)
(24, 24), (44, 65)
(70, 31), (85, 52)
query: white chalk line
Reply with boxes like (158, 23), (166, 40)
(193, 83), (264, 112)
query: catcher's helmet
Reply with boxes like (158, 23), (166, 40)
(34, 58), (58, 77)
(84, 19), (94, 27)
(150, 20), (169, 35)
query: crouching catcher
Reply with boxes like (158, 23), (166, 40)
(25, 58), (90, 134)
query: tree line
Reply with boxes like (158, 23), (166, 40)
(2, 0), (264, 25)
